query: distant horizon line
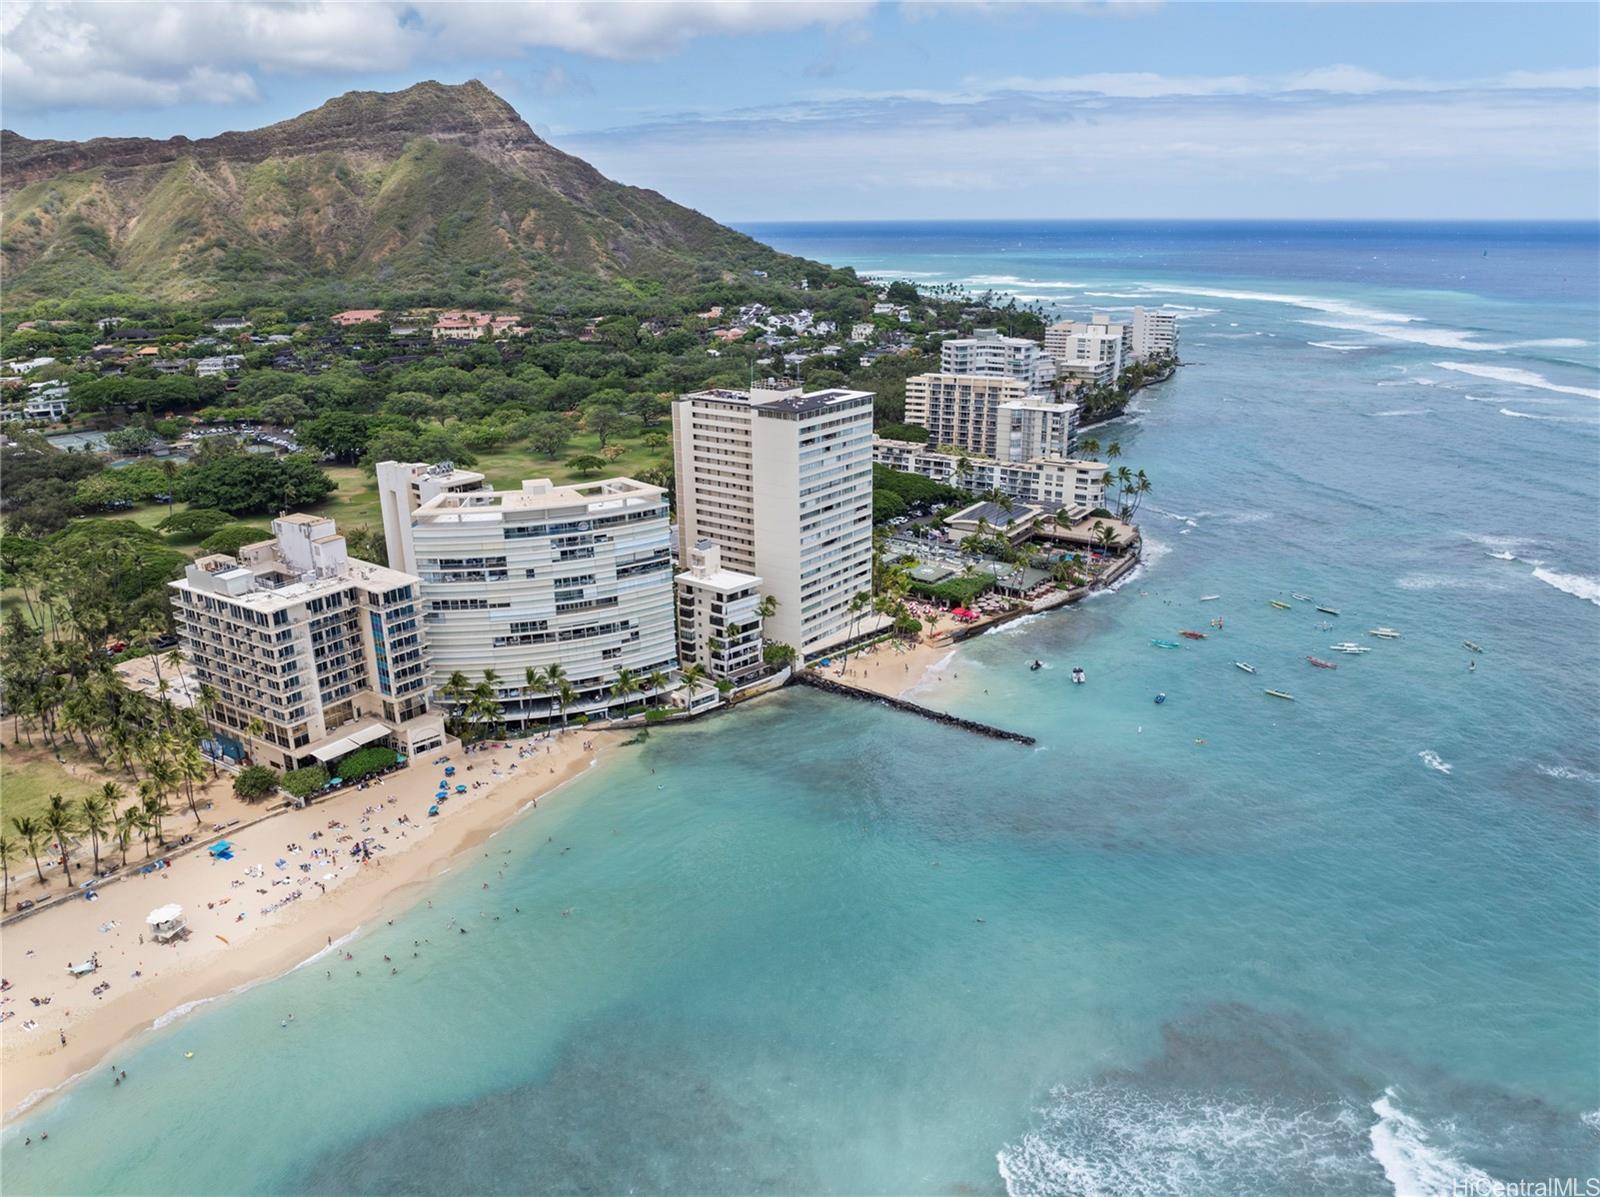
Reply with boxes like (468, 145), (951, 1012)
(733, 217), (1600, 227)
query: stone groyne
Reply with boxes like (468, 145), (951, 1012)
(792, 672), (1036, 745)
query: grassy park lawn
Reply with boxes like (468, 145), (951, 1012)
(0, 738), (114, 827)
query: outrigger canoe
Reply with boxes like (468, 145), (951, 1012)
(1463, 640), (1484, 653)
(1316, 606), (1341, 616)
(1270, 600), (1292, 610)
(1179, 630), (1207, 640)
(1306, 656), (1338, 669)
(1150, 639), (1182, 649)
(1264, 689), (1295, 700)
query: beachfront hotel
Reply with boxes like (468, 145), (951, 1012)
(377, 466), (679, 725)
(872, 439), (1108, 510)
(674, 539), (765, 688)
(1044, 315), (1132, 382)
(169, 514), (444, 771)
(939, 328), (1056, 388)
(1131, 307), (1179, 360)
(903, 373), (1077, 461)
(671, 379), (875, 654)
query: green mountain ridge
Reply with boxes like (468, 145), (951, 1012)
(0, 80), (811, 304)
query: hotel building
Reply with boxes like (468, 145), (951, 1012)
(904, 374), (1076, 461)
(1132, 307), (1179, 361)
(378, 467), (678, 726)
(1044, 316), (1133, 382)
(169, 515), (442, 772)
(675, 539), (764, 687)
(672, 380), (875, 654)
(939, 328), (1055, 388)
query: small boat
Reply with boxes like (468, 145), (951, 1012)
(1179, 630), (1207, 640)
(1264, 689), (1295, 701)
(1071, 667), (1086, 685)
(1369, 627), (1401, 639)
(1291, 592), (1312, 601)
(1462, 640), (1483, 653)
(1306, 656), (1337, 669)
(1154, 692), (1167, 705)
(1331, 643), (1370, 654)
(1270, 600), (1292, 610)
(1316, 606), (1340, 616)
(1029, 659), (1043, 671)
(1234, 661), (1256, 674)
(1150, 639), (1182, 649)
(1199, 594), (1221, 602)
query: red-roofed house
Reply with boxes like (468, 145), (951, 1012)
(332, 309), (385, 326)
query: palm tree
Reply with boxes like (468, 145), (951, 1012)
(138, 780), (169, 849)
(441, 671), (471, 734)
(0, 830), (18, 911)
(555, 680), (577, 730)
(611, 668), (639, 718)
(1104, 440), (1122, 462)
(113, 809), (137, 869)
(756, 594), (779, 628)
(11, 815), (47, 885)
(1078, 436), (1101, 461)
(647, 670), (669, 708)
(177, 742), (208, 824)
(80, 793), (112, 876)
(1094, 522), (1119, 555)
(42, 793), (80, 887)
(679, 662), (708, 707)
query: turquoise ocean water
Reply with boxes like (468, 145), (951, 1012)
(3, 222), (1597, 1195)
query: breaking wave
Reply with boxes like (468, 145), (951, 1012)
(1418, 751), (1454, 776)
(1434, 362), (1600, 400)
(1532, 568), (1600, 606)
(1375, 409), (1431, 418)
(1131, 282), (1419, 324)
(1498, 408), (1595, 423)
(1536, 764), (1600, 784)
(1369, 1089), (1497, 1197)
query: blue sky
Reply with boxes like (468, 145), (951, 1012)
(3, 2), (1596, 220)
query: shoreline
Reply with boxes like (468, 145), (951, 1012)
(0, 728), (621, 1124)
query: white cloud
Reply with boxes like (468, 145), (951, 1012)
(972, 64), (1600, 100)
(0, 0), (875, 113)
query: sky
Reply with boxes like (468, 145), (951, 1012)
(2, 1), (1597, 222)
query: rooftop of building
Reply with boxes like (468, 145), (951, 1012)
(679, 380), (874, 416)
(412, 476), (665, 521)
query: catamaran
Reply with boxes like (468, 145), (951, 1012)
(1264, 689), (1295, 701)
(1369, 627), (1401, 639)
(1270, 600), (1292, 610)
(1331, 643), (1370, 654)
(1291, 592), (1312, 601)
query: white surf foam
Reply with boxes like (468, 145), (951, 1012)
(1375, 409), (1431, 418)
(998, 1085), (1371, 1197)
(1532, 568), (1600, 607)
(1135, 282), (1420, 324)
(992, 612), (1048, 637)
(1308, 340), (1372, 351)
(1369, 1089), (1496, 1197)
(1536, 764), (1600, 784)
(1434, 362), (1600, 401)
(1484, 550), (1516, 561)
(1303, 317), (1517, 353)
(1417, 751), (1454, 776)
(1498, 408), (1594, 423)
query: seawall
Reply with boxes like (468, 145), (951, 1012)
(792, 672), (1036, 745)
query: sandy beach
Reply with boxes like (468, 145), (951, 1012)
(0, 728), (618, 1121)
(824, 617), (963, 700)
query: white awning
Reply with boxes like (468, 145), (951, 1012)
(308, 722), (391, 762)
(309, 736), (360, 762)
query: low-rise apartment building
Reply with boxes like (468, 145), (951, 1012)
(874, 438), (1108, 510)
(675, 539), (764, 686)
(169, 515), (441, 772)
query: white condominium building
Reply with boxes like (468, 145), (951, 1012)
(1132, 307), (1179, 360)
(675, 539), (764, 686)
(672, 379), (875, 654)
(904, 374), (1076, 461)
(376, 460), (490, 574)
(873, 438), (1108, 510)
(939, 328), (1055, 388)
(1044, 315), (1133, 381)
(170, 515), (442, 772)
(378, 469), (678, 726)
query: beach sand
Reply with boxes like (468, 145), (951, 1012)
(826, 618), (963, 700)
(0, 728), (617, 1121)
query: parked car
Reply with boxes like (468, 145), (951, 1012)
(16, 899), (35, 912)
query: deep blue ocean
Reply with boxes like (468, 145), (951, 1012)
(3, 222), (1597, 1195)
